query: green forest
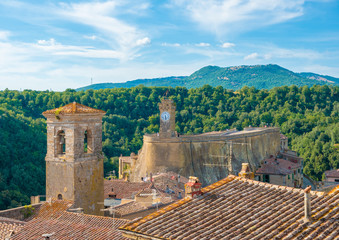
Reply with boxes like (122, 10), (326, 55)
(0, 85), (338, 210)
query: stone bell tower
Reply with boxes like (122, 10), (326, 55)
(159, 98), (176, 137)
(43, 102), (105, 216)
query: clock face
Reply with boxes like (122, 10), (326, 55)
(161, 111), (170, 121)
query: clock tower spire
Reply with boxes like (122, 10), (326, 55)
(159, 98), (176, 137)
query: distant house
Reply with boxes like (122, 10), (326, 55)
(104, 173), (188, 219)
(324, 169), (339, 182)
(256, 157), (303, 188)
(280, 133), (288, 151)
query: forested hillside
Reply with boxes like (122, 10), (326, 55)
(0, 85), (338, 209)
(77, 64), (339, 91)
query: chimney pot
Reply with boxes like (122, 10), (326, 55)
(304, 186), (312, 222)
(238, 163), (254, 179)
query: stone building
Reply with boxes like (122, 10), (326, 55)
(125, 98), (281, 186)
(42, 102), (105, 216)
(324, 169), (339, 182)
(256, 157), (303, 188)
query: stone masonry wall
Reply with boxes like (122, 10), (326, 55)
(132, 128), (280, 186)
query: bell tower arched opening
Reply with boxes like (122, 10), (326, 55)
(56, 130), (66, 155)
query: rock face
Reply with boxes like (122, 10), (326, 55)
(131, 127), (280, 186)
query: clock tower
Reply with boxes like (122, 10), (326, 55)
(159, 98), (176, 137)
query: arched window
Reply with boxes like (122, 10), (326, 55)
(57, 130), (66, 155)
(84, 129), (93, 153)
(57, 194), (63, 200)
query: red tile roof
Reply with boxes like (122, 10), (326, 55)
(43, 102), (105, 115)
(12, 200), (129, 240)
(325, 169), (339, 178)
(120, 175), (339, 240)
(104, 179), (151, 199)
(0, 217), (25, 239)
(280, 134), (288, 140)
(256, 157), (300, 175)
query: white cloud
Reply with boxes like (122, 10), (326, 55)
(221, 42), (235, 48)
(244, 52), (259, 60)
(136, 37), (151, 46)
(162, 43), (181, 47)
(84, 35), (97, 40)
(171, 0), (305, 35)
(37, 38), (56, 45)
(195, 42), (210, 47)
(0, 31), (11, 41)
(57, 1), (151, 60)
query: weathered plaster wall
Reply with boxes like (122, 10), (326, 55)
(74, 159), (104, 216)
(132, 128), (280, 186)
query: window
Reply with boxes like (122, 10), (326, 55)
(263, 175), (270, 183)
(56, 130), (66, 155)
(288, 175), (290, 180)
(84, 129), (93, 153)
(58, 194), (63, 200)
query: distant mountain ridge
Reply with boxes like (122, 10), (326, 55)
(76, 64), (339, 91)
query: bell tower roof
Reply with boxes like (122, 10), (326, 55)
(43, 102), (105, 115)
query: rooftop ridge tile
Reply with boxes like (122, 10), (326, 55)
(43, 102), (106, 115)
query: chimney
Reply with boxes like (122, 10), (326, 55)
(68, 208), (84, 214)
(185, 176), (202, 199)
(238, 163), (254, 179)
(304, 186), (312, 222)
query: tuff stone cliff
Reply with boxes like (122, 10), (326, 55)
(131, 127), (280, 186)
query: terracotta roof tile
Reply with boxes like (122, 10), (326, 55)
(280, 134), (288, 140)
(11, 200), (129, 240)
(325, 169), (339, 178)
(256, 157), (300, 175)
(120, 176), (339, 240)
(43, 102), (105, 115)
(104, 179), (150, 199)
(0, 217), (25, 239)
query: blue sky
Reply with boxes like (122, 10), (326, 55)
(0, 0), (338, 91)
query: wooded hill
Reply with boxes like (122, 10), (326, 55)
(0, 85), (338, 210)
(77, 64), (339, 91)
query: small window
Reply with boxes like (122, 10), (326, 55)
(84, 130), (88, 153)
(56, 130), (66, 155)
(335, 179), (339, 182)
(263, 175), (270, 183)
(288, 175), (290, 180)
(58, 194), (63, 200)
(83, 129), (93, 153)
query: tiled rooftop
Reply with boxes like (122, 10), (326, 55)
(256, 157), (300, 175)
(325, 169), (339, 178)
(104, 179), (151, 199)
(0, 217), (25, 239)
(120, 175), (339, 240)
(43, 102), (105, 115)
(12, 200), (129, 240)
(280, 134), (288, 140)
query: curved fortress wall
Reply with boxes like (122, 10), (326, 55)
(132, 127), (280, 186)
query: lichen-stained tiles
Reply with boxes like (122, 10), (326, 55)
(11, 200), (129, 240)
(120, 175), (339, 240)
